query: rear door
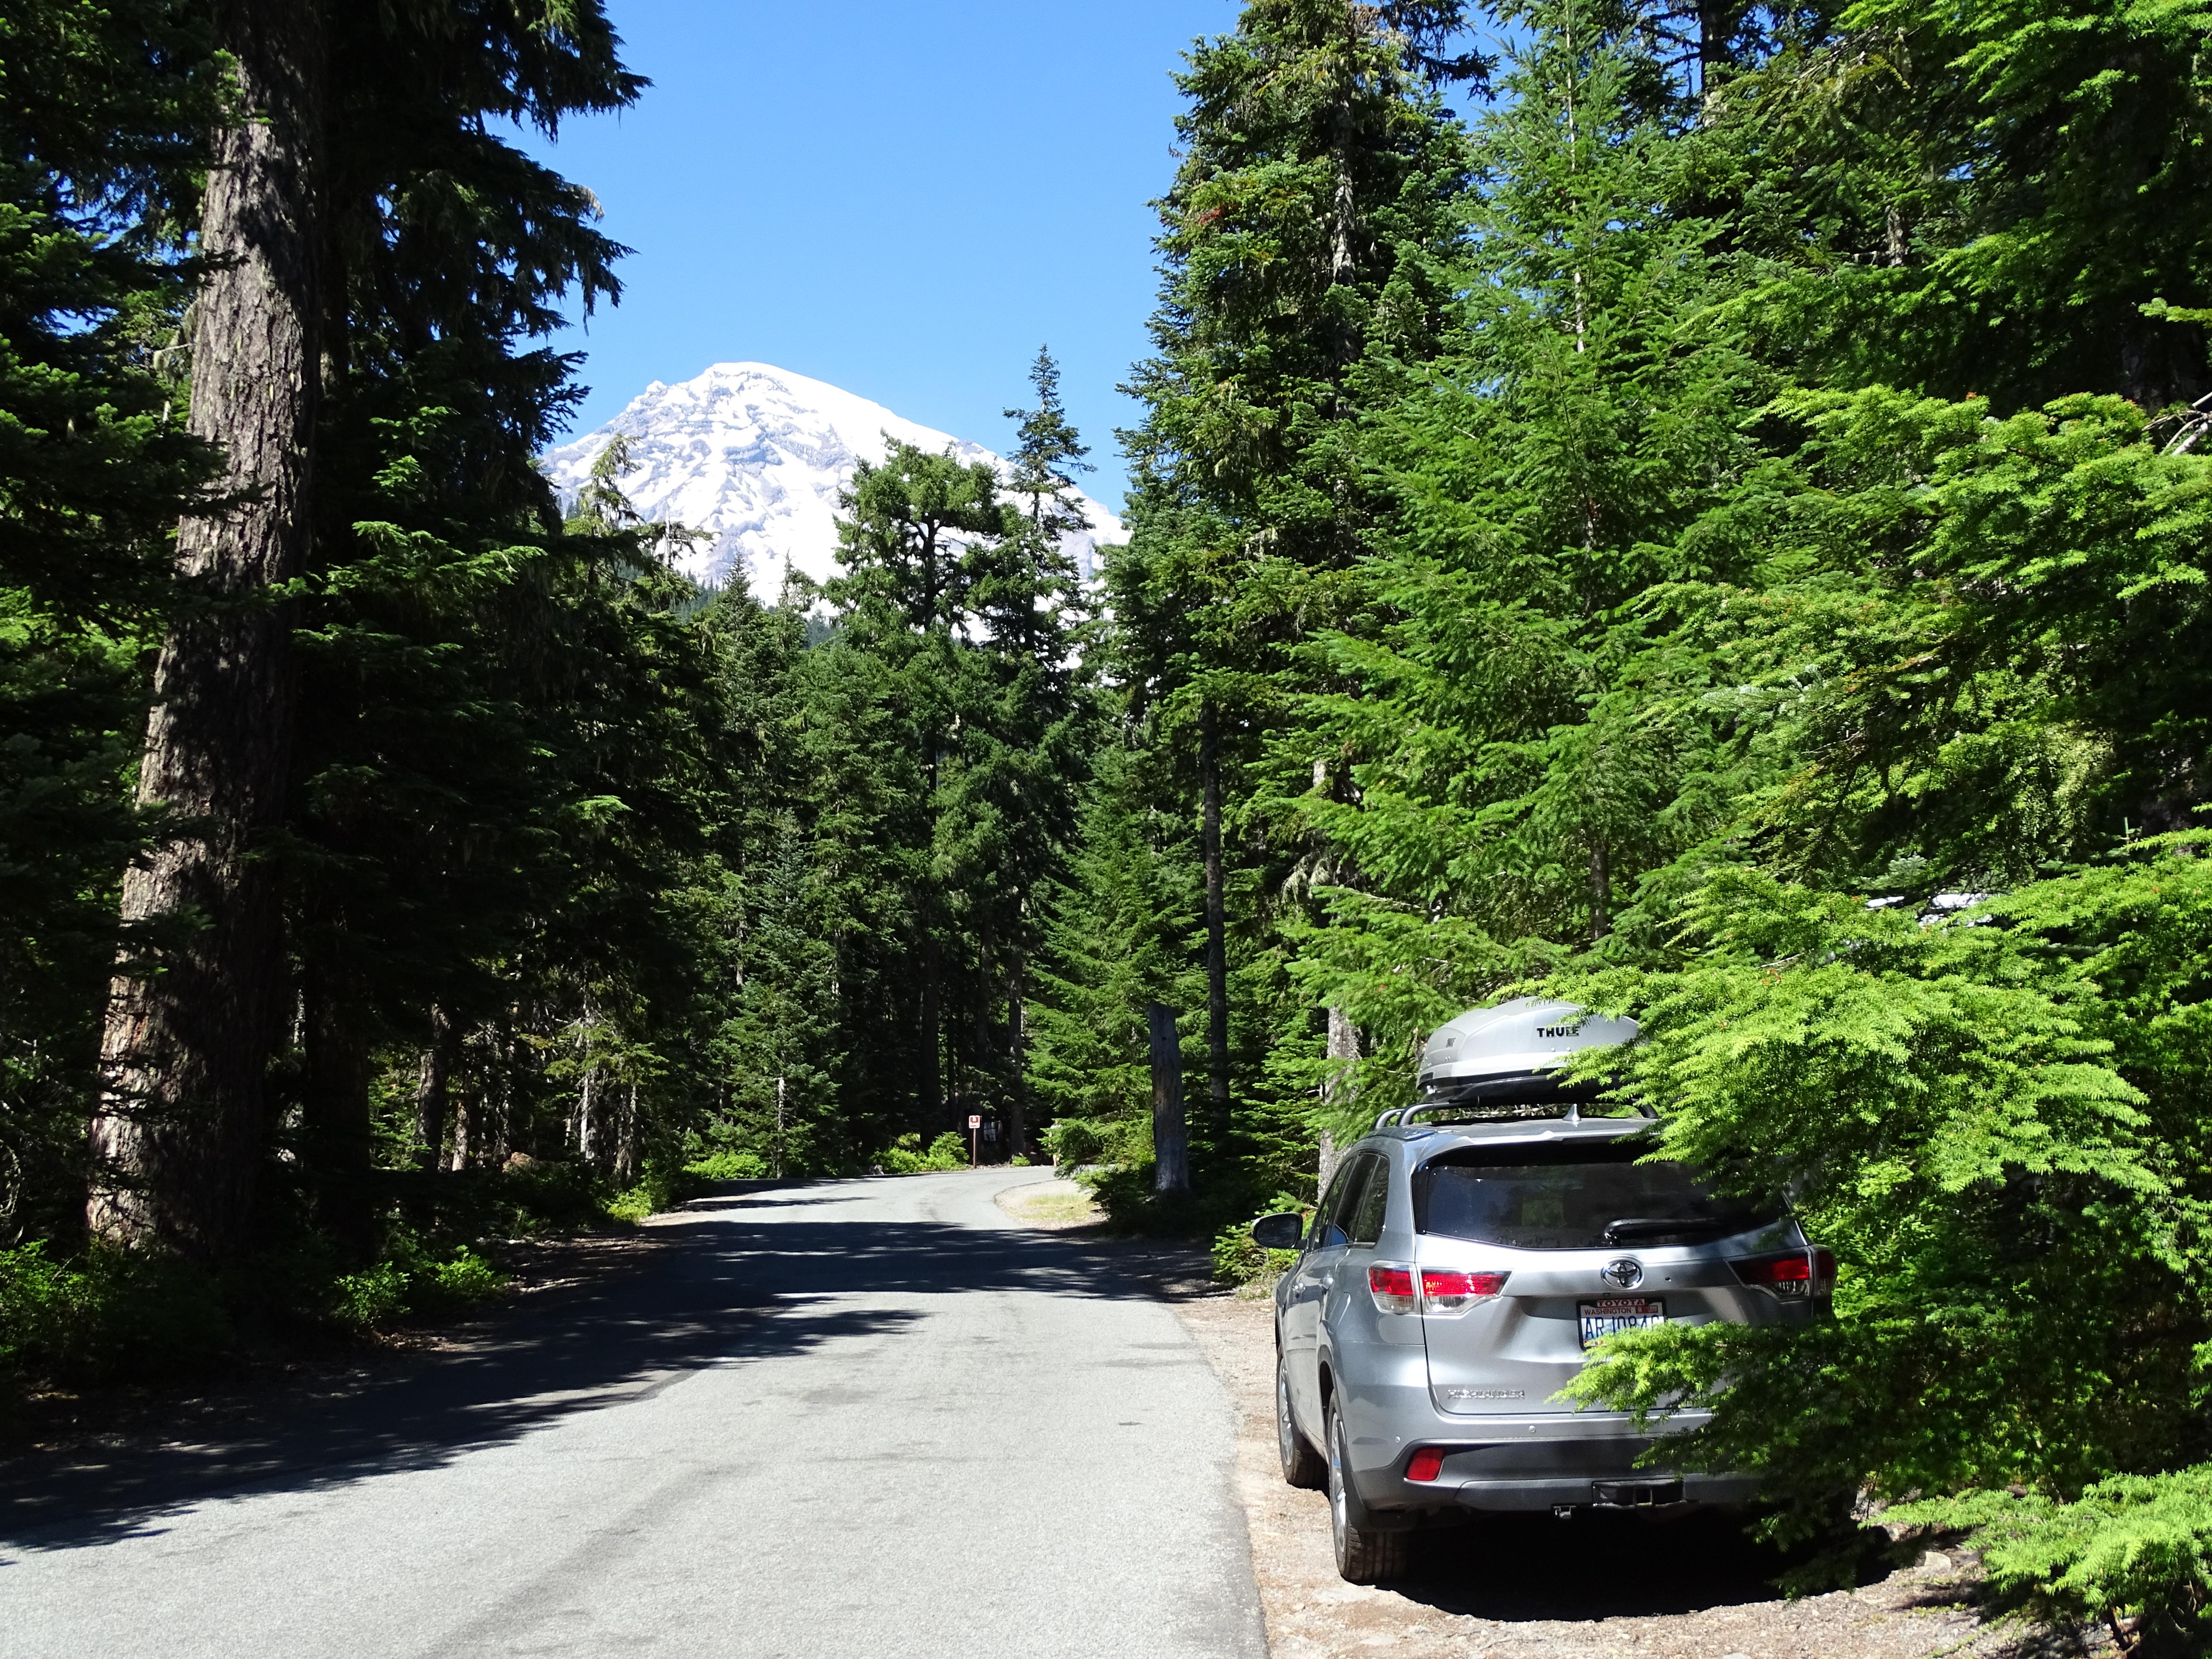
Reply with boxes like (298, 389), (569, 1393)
(1412, 1136), (1802, 1417)
(1283, 1152), (1374, 1432)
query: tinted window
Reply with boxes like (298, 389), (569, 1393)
(1310, 1155), (1366, 1247)
(1413, 1139), (1779, 1250)
(1345, 1157), (1391, 1246)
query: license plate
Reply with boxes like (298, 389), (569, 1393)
(1578, 1297), (1665, 1348)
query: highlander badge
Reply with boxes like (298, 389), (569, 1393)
(1600, 1258), (1644, 1289)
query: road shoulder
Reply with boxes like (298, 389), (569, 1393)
(1174, 1290), (2038, 1659)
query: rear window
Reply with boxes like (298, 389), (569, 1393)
(1413, 1138), (1780, 1250)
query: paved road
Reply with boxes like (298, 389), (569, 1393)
(0, 1169), (1266, 1659)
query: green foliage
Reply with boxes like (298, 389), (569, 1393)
(1210, 1202), (1307, 1287)
(1046, 0), (2212, 1631)
(1889, 1467), (2212, 1651)
(685, 1149), (768, 1181)
(1557, 849), (2211, 1537)
(602, 1187), (657, 1225)
(1041, 1115), (1153, 1174)
(0, 1240), (232, 1385)
(873, 1132), (970, 1175)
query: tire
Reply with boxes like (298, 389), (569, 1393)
(1277, 1348), (1326, 1489)
(1327, 1397), (1409, 1583)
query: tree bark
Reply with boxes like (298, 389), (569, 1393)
(447, 1084), (474, 1172)
(919, 934), (942, 1126)
(413, 1006), (454, 1171)
(613, 1083), (639, 1187)
(1006, 950), (1028, 1161)
(87, 0), (327, 1262)
(301, 959), (374, 1262)
(1148, 1003), (1191, 1197)
(1318, 1003), (1359, 1198)
(1199, 701), (1232, 1146)
(1697, 0), (1733, 95)
(1589, 839), (1612, 942)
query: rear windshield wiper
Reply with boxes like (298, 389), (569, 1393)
(1602, 1216), (1738, 1245)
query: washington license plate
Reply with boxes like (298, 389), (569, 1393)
(1578, 1297), (1665, 1348)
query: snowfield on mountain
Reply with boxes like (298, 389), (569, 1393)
(540, 361), (1125, 597)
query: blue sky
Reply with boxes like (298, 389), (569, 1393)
(527, 0), (1237, 510)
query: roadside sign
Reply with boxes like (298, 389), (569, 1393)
(967, 1115), (981, 1127)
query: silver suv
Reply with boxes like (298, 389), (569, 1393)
(1253, 999), (1832, 1582)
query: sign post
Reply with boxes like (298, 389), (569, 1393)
(967, 1114), (981, 1167)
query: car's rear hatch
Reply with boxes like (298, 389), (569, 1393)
(1408, 1128), (1811, 1416)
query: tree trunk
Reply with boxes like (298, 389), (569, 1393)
(1199, 701), (1231, 1146)
(918, 931), (943, 1125)
(574, 1064), (601, 1169)
(1006, 950), (1028, 1161)
(1148, 1003), (1191, 1197)
(1317, 1003), (1359, 1197)
(87, 0), (327, 1262)
(613, 1083), (639, 1187)
(1697, 0), (1733, 96)
(488, 1029), (515, 1167)
(302, 959), (374, 1262)
(1589, 840), (1612, 943)
(413, 1006), (454, 1171)
(447, 1083), (474, 1172)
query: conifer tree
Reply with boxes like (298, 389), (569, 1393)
(0, 0), (222, 1245)
(89, 0), (331, 1260)
(1109, 0), (1474, 1179)
(88, 0), (645, 1261)
(1289, 0), (1766, 1100)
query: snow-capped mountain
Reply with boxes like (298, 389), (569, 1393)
(539, 361), (1125, 598)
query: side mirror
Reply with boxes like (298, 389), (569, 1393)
(1250, 1212), (1305, 1251)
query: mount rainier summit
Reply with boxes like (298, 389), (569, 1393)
(540, 362), (1125, 599)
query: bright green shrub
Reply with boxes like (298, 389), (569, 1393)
(425, 1247), (506, 1305)
(1042, 1116), (1153, 1174)
(1043, 1118), (1109, 1171)
(685, 1149), (768, 1180)
(604, 1186), (655, 1223)
(1890, 1467), (2212, 1653)
(876, 1132), (928, 1173)
(0, 1241), (233, 1382)
(1559, 845), (2212, 1560)
(330, 1261), (410, 1328)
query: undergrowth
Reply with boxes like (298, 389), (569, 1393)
(0, 1155), (687, 1400)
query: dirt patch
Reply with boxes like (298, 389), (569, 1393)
(1174, 1293), (2042, 1659)
(994, 1176), (1105, 1230)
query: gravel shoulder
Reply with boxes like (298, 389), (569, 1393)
(1173, 1290), (2043, 1659)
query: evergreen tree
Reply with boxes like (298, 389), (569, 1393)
(1108, 0), (1475, 1184)
(1289, 0), (1766, 1104)
(84, 0), (646, 1261)
(0, 0), (222, 1245)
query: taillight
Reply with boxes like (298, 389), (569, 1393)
(1419, 1268), (1511, 1316)
(1373, 1262), (1513, 1314)
(1368, 1263), (1417, 1314)
(1731, 1247), (1837, 1298)
(1405, 1447), (1446, 1483)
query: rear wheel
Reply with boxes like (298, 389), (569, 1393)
(1327, 1397), (1409, 1583)
(1276, 1349), (1325, 1488)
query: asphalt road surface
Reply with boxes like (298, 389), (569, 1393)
(0, 1168), (1267, 1659)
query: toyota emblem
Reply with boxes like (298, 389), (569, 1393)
(1600, 1258), (1644, 1289)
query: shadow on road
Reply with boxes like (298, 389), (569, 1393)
(0, 1180), (1176, 1555)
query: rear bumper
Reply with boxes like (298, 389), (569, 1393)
(1340, 1378), (1753, 1514)
(1440, 1470), (1760, 1513)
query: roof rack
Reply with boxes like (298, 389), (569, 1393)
(1374, 1097), (1658, 1132)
